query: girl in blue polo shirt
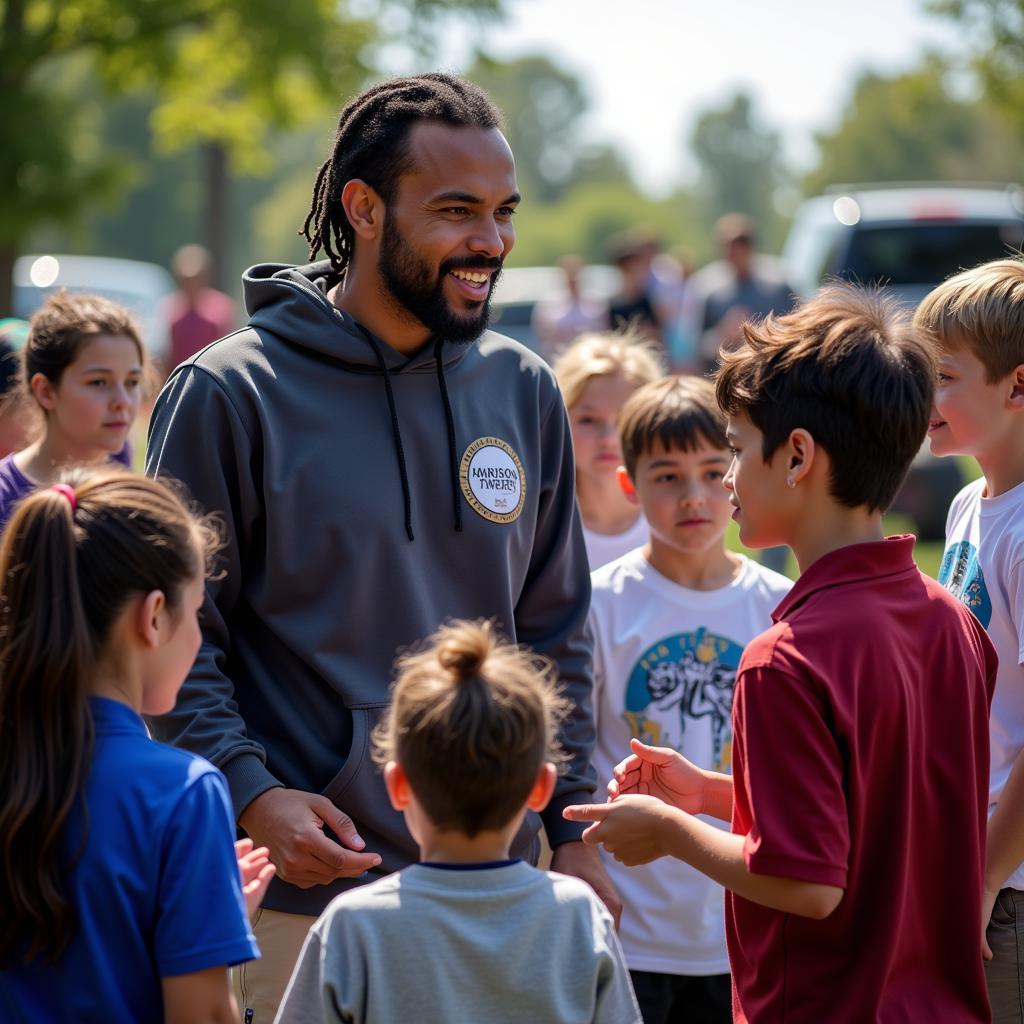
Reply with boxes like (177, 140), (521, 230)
(0, 470), (273, 1022)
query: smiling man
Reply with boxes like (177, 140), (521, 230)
(145, 74), (613, 1020)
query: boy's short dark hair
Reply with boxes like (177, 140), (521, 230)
(715, 284), (935, 512)
(913, 258), (1024, 383)
(372, 620), (570, 837)
(619, 375), (729, 479)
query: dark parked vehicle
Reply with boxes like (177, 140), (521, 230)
(783, 184), (1024, 539)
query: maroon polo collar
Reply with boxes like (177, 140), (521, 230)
(772, 535), (918, 622)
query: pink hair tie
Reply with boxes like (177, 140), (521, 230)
(50, 484), (78, 511)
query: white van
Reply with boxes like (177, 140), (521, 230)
(13, 254), (176, 361)
(784, 183), (1024, 305)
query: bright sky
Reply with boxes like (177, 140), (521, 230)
(420, 0), (966, 196)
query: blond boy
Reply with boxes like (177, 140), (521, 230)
(916, 260), (1024, 1022)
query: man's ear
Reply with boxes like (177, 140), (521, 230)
(340, 179), (385, 242)
(785, 428), (816, 487)
(384, 761), (411, 812)
(1007, 364), (1024, 410)
(526, 762), (557, 813)
(617, 466), (640, 505)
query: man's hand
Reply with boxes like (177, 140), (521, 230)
(982, 885), (998, 961)
(238, 788), (381, 889)
(609, 738), (707, 815)
(550, 839), (622, 929)
(234, 838), (276, 919)
(565, 795), (678, 867)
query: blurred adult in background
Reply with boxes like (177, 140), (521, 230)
(679, 216), (796, 575)
(531, 254), (607, 359)
(164, 244), (236, 376)
(607, 231), (664, 346)
(679, 213), (795, 374)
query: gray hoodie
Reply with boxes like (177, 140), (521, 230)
(146, 261), (595, 915)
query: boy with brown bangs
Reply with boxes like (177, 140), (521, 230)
(915, 258), (1024, 1022)
(567, 285), (998, 1023)
(276, 619), (640, 1024)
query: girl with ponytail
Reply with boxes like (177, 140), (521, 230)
(0, 470), (273, 1023)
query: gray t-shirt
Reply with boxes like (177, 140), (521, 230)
(274, 861), (641, 1024)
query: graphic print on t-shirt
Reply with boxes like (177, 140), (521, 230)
(623, 628), (744, 772)
(939, 540), (992, 628)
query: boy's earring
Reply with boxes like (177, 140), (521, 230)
(786, 476), (795, 489)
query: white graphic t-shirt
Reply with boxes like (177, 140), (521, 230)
(941, 477), (1024, 890)
(583, 514), (649, 571)
(589, 548), (792, 975)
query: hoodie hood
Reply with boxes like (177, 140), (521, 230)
(244, 259), (477, 539)
(243, 259), (471, 374)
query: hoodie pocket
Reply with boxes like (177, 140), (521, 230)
(321, 701), (389, 806)
(319, 702), (415, 874)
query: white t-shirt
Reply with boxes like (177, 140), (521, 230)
(941, 477), (1024, 891)
(589, 548), (793, 975)
(583, 515), (649, 571)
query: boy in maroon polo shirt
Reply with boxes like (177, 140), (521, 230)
(566, 284), (998, 1022)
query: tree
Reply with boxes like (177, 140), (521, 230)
(0, 0), (502, 313)
(929, 0), (1024, 134)
(507, 179), (705, 267)
(803, 56), (1024, 196)
(689, 91), (789, 251)
(464, 52), (632, 204)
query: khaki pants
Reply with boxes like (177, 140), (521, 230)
(233, 907), (317, 1023)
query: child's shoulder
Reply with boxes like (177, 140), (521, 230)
(949, 476), (987, 519)
(94, 724), (227, 815)
(543, 869), (616, 920)
(734, 554), (794, 602)
(590, 547), (648, 596)
(315, 868), (408, 927)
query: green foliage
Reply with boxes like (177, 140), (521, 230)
(803, 55), (1024, 195)
(0, 0), (499, 270)
(689, 90), (789, 250)
(507, 180), (706, 268)
(929, 0), (1024, 136)
(464, 51), (606, 203)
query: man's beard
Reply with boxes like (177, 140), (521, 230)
(378, 215), (502, 344)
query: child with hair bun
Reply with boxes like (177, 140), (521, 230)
(276, 619), (641, 1024)
(554, 330), (664, 569)
(0, 291), (154, 530)
(0, 469), (273, 1022)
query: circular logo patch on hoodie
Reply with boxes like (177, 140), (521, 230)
(460, 437), (525, 524)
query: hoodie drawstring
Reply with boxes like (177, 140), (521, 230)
(358, 326), (415, 542)
(434, 336), (463, 533)
(355, 326), (463, 541)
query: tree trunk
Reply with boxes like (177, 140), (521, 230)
(202, 142), (229, 291)
(0, 241), (16, 319)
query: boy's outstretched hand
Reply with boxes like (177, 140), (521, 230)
(609, 738), (707, 814)
(235, 838), (277, 920)
(564, 795), (678, 866)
